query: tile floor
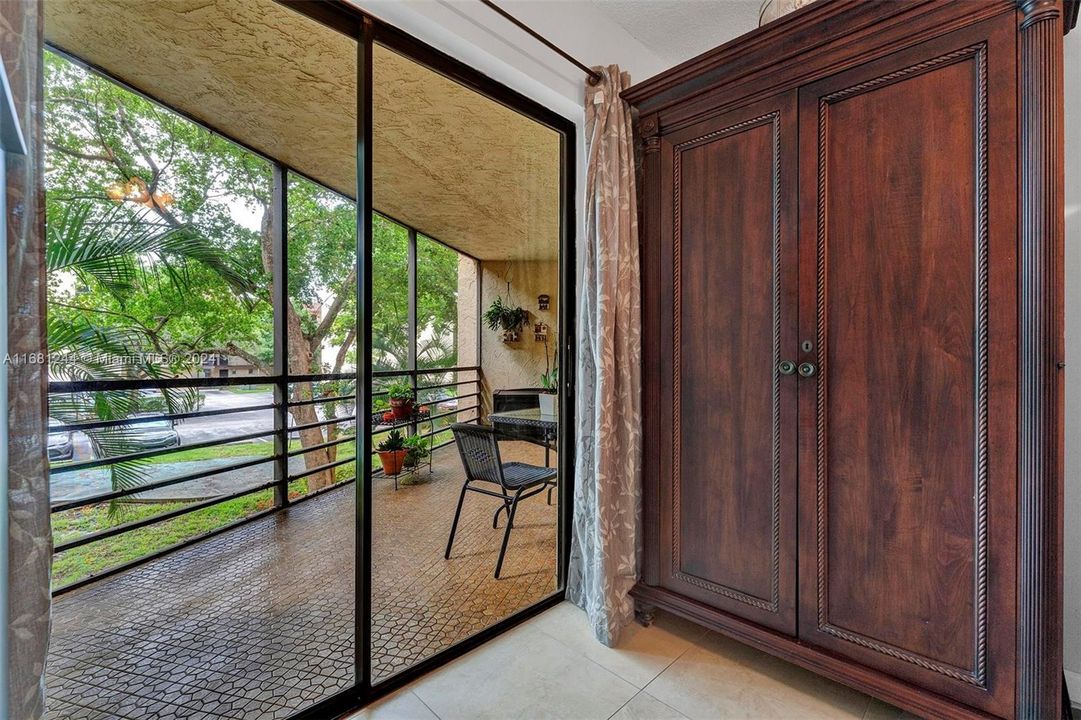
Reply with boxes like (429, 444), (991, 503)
(346, 602), (919, 720)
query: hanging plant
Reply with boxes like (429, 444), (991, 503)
(484, 296), (529, 342)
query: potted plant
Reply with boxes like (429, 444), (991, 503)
(484, 296), (529, 342)
(403, 434), (430, 469)
(376, 429), (408, 475)
(539, 333), (558, 415)
(385, 380), (415, 420)
(539, 367), (558, 415)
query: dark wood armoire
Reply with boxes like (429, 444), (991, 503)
(625, 1), (1075, 718)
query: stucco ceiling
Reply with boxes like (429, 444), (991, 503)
(44, 0), (561, 261)
(587, 0), (760, 75)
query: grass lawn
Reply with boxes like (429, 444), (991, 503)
(52, 442), (358, 588)
(146, 436), (356, 464)
(51, 490), (278, 588)
(224, 385), (273, 394)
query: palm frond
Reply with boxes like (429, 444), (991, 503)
(46, 200), (256, 301)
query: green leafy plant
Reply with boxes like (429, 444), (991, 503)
(483, 296), (529, 335)
(385, 380), (414, 401)
(403, 434), (430, 467)
(376, 429), (405, 452)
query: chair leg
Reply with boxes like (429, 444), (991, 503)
(494, 489), (524, 579)
(445, 483), (470, 560)
(493, 500), (511, 528)
(546, 483), (555, 505)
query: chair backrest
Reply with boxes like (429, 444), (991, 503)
(451, 423), (505, 486)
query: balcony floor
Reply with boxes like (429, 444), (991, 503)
(45, 442), (559, 720)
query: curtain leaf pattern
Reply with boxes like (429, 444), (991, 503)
(567, 65), (642, 647)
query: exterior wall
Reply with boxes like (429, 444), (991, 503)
(478, 259), (559, 417)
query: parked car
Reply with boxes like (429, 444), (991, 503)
(128, 416), (181, 451)
(47, 418), (74, 462)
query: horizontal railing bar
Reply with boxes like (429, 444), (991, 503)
(49, 429), (277, 474)
(416, 419), (475, 441)
(290, 415), (355, 433)
(50, 403), (277, 433)
(427, 404), (480, 423)
(372, 365), (478, 379)
(428, 392), (480, 405)
(287, 434), (355, 457)
(287, 393), (356, 409)
(51, 456), (277, 513)
(288, 372), (357, 383)
(49, 369), (372, 394)
(49, 376), (277, 393)
(417, 378), (479, 392)
(417, 365), (479, 374)
(288, 455), (355, 482)
(54, 480), (278, 552)
(368, 393), (478, 417)
(288, 475), (356, 498)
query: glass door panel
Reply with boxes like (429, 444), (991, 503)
(369, 41), (564, 683)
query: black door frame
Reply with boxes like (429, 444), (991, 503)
(277, 2), (578, 717)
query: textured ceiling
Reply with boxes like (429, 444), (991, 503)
(587, 0), (759, 74)
(44, 0), (560, 261)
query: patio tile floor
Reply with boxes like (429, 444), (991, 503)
(45, 442), (559, 720)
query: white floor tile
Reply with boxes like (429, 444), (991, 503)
(644, 631), (872, 720)
(344, 688), (438, 719)
(409, 623), (638, 720)
(610, 691), (691, 720)
(530, 602), (705, 688)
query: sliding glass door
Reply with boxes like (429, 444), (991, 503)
(40, 1), (573, 716)
(352, 15), (576, 698)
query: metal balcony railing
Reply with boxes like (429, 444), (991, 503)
(47, 365), (481, 594)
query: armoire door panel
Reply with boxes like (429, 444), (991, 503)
(797, 16), (1017, 715)
(659, 92), (798, 634)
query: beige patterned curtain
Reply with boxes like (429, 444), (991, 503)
(2, 2), (51, 718)
(567, 65), (641, 647)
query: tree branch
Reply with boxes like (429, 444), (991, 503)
(310, 265), (357, 346)
(46, 140), (115, 164)
(332, 326), (356, 375)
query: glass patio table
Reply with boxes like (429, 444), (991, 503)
(488, 407), (558, 468)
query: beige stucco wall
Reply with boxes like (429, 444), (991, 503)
(476, 260), (559, 417)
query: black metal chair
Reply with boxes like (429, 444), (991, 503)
(445, 423), (557, 578)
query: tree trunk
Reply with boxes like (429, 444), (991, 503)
(259, 177), (335, 491)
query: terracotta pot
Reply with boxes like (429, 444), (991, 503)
(378, 449), (408, 475)
(390, 398), (413, 420)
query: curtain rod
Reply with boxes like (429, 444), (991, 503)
(478, 0), (603, 85)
